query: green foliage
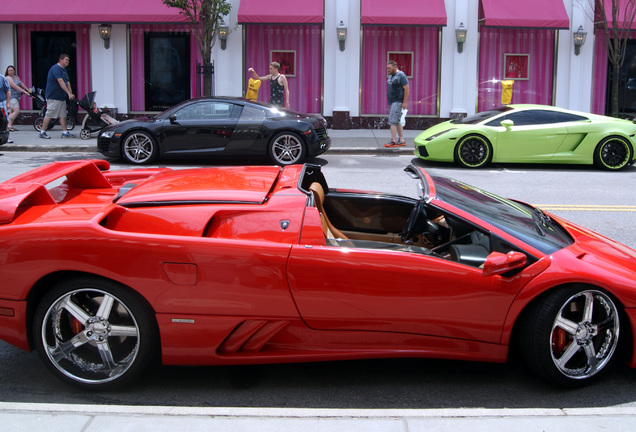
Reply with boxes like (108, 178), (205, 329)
(163, 0), (231, 95)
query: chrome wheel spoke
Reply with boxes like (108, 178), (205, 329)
(96, 294), (115, 320)
(48, 331), (90, 362)
(554, 315), (578, 335)
(109, 324), (138, 338)
(554, 339), (580, 368)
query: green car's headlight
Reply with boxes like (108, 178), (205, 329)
(426, 129), (455, 141)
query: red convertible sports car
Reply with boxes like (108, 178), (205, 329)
(0, 160), (635, 389)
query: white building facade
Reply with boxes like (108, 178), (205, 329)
(0, 0), (612, 129)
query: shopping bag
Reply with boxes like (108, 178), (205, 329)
(246, 78), (261, 101)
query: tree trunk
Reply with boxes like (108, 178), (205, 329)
(611, 62), (620, 117)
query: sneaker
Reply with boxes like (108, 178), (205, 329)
(61, 131), (76, 138)
(384, 140), (405, 148)
(39, 131), (51, 139)
(7, 139), (13, 144)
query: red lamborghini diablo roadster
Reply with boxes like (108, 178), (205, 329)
(0, 159), (635, 389)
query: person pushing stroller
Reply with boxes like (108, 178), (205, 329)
(39, 54), (76, 139)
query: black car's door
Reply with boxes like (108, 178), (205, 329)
(161, 101), (239, 156)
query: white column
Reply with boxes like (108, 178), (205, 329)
(90, 24), (128, 113)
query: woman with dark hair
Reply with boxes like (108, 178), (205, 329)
(5, 65), (31, 131)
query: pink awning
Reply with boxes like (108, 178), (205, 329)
(479, 0), (570, 29)
(237, 0), (324, 24)
(0, 0), (188, 23)
(600, 0), (636, 30)
(361, 0), (447, 26)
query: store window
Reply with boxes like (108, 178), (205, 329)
(245, 25), (322, 114)
(30, 32), (77, 92)
(130, 25), (200, 112)
(478, 28), (555, 111)
(361, 26), (439, 116)
(144, 33), (190, 111)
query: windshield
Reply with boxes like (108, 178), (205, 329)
(452, 106), (512, 124)
(429, 173), (573, 254)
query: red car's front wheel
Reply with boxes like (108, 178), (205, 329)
(520, 287), (621, 387)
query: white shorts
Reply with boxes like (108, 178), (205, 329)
(9, 98), (20, 109)
(45, 99), (66, 119)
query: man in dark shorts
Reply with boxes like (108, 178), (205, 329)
(39, 53), (76, 139)
(385, 60), (410, 148)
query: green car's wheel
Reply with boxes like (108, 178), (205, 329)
(455, 135), (492, 168)
(593, 136), (633, 170)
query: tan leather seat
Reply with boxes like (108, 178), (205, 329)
(309, 182), (349, 240)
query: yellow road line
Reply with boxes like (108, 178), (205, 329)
(535, 205), (636, 212)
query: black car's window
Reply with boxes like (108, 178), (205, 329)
(175, 102), (233, 120)
(239, 105), (267, 121)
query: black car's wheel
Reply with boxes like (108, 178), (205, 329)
(122, 131), (158, 164)
(454, 135), (493, 168)
(33, 277), (157, 390)
(520, 287), (621, 387)
(593, 136), (633, 170)
(269, 131), (306, 165)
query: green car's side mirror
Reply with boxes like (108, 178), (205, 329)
(500, 119), (514, 130)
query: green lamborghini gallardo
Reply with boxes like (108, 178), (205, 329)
(414, 104), (636, 170)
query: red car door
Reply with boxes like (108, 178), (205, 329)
(287, 244), (521, 344)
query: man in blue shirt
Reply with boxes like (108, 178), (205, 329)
(39, 53), (76, 139)
(385, 60), (410, 148)
(0, 76), (13, 143)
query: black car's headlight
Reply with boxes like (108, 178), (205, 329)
(101, 130), (115, 139)
(426, 129), (455, 141)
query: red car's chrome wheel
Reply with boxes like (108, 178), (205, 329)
(522, 288), (621, 386)
(33, 277), (157, 390)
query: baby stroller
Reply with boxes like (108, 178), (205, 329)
(32, 88), (77, 132)
(78, 91), (118, 140)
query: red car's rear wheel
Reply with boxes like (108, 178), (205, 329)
(33, 277), (158, 390)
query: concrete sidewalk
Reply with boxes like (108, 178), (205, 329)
(2, 402), (636, 431)
(1, 127), (421, 155)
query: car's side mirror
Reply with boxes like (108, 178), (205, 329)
(482, 251), (527, 277)
(169, 114), (178, 124)
(500, 119), (514, 131)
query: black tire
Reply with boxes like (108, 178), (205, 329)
(269, 131), (306, 165)
(593, 136), (633, 170)
(34, 117), (58, 132)
(80, 128), (92, 140)
(519, 287), (621, 387)
(122, 131), (158, 164)
(33, 276), (158, 390)
(454, 135), (493, 168)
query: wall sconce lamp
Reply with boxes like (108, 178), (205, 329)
(336, 21), (347, 51)
(573, 26), (587, 56)
(218, 20), (229, 50)
(456, 23), (467, 53)
(99, 24), (112, 49)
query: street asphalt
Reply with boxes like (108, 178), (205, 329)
(1, 126), (636, 430)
